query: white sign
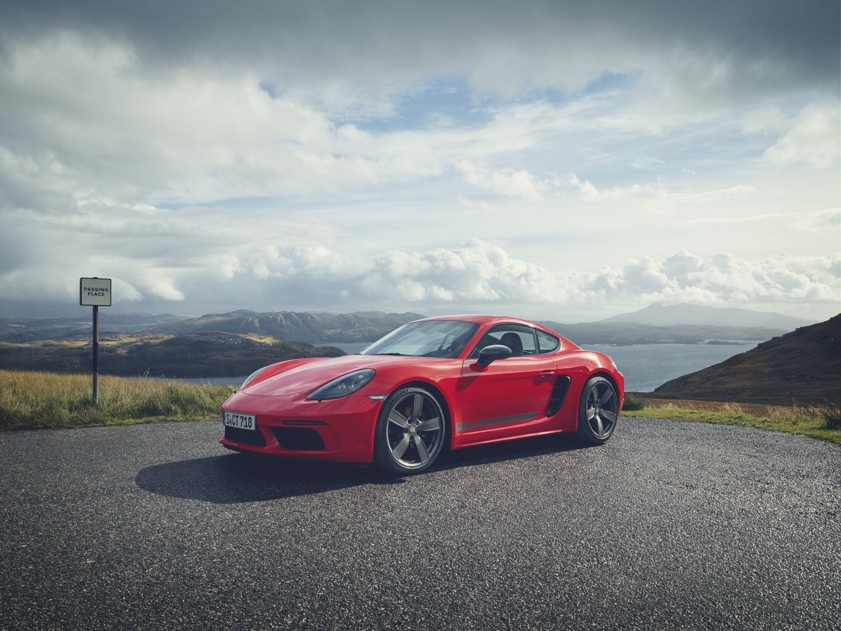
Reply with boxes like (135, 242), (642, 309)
(80, 277), (112, 306)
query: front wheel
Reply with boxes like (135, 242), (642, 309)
(374, 386), (447, 475)
(576, 376), (619, 445)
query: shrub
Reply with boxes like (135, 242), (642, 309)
(822, 403), (841, 430)
(622, 392), (646, 411)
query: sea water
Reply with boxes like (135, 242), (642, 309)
(581, 343), (755, 392)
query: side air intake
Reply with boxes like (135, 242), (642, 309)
(547, 376), (571, 416)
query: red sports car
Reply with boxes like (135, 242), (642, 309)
(220, 315), (624, 474)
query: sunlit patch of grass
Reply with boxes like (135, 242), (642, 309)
(242, 333), (278, 345)
(99, 334), (172, 346)
(622, 396), (841, 445)
(0, 370), (235, 431)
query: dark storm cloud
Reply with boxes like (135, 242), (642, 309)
(2, 0), (837, 96)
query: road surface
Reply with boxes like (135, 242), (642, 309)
(1, 417), (839, 629)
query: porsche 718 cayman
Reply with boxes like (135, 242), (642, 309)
(220, 315), (624, 474)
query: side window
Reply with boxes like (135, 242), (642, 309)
(469, 324), (537, 357)
(536, 329), (561, 354)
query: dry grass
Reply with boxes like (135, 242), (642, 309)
(0, 369), (235, 431)
(622, 394), (841, 445)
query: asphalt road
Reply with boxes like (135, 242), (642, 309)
(1, 418), (839, 630)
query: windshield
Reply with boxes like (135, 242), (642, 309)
(361, 320), (480, 358)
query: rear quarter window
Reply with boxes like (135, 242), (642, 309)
(537, 330), (560, 353)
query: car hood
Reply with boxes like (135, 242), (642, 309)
(240, 354), (411, 398)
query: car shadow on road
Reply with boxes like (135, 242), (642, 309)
(463, 434), (587, 465)
(135, 434), (587, 504)
(135, 453), (390, 503)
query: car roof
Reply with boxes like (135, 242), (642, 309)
(416, 314), (537, 327)
(409, 314), (578, 351)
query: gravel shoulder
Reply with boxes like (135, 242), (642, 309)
(1, 417), (839, 630)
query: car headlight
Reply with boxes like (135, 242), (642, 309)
(306, 369), (375, 401)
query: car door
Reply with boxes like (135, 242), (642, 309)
(455, 324), (558, 446)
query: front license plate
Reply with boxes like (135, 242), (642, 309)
(224, 412), (257, 431)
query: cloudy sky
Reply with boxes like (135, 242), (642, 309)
(1, 0), (839, 322)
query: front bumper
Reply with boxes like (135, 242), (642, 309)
(219, 391), (383, 463)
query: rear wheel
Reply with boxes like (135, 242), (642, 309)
(576, 376), (619, 445)
(374, 386), (447, 475)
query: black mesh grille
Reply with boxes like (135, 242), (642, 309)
(271, 427), (326, 451)
(225, 426), (266, 447)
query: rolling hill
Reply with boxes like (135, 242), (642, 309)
(0, 332), (345, 378)
(152, 310), (424, 343)
(651, 314), (841, 405)
(2, 305), (807, 347)
(0, 310), (422, 344)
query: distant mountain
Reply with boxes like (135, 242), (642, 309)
(150, 310), (424, 343)
(601, 304), (813, 330)
(652, 315), (841, 405)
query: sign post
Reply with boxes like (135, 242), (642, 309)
(80, 277), (112, 404)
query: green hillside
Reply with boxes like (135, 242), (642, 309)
(653, 314), (841, 405)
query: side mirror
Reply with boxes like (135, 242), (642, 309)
(477, 344), (513, 367)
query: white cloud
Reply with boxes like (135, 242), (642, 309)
(456, 161), (544, 200)
(565, 173), (656, 202)
(1, 205), (838, 318)
(632, 155), (665, 170)
(763, 104), (841, 169)
(588, 251), (841, 307)
(660, 251), (706, 287)
(146, 278), (186, 302)
(792, 207), (841, 233)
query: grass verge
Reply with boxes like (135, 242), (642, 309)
(0, 370), (236, 431)
(622, 394), (841, 445)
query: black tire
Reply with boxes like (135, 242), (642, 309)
(373, 386), (447, 475)
(576, 376), (619, 445)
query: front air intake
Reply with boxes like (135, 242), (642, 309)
(271, 427), (326, 451)
(225, 426), (267, 447)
